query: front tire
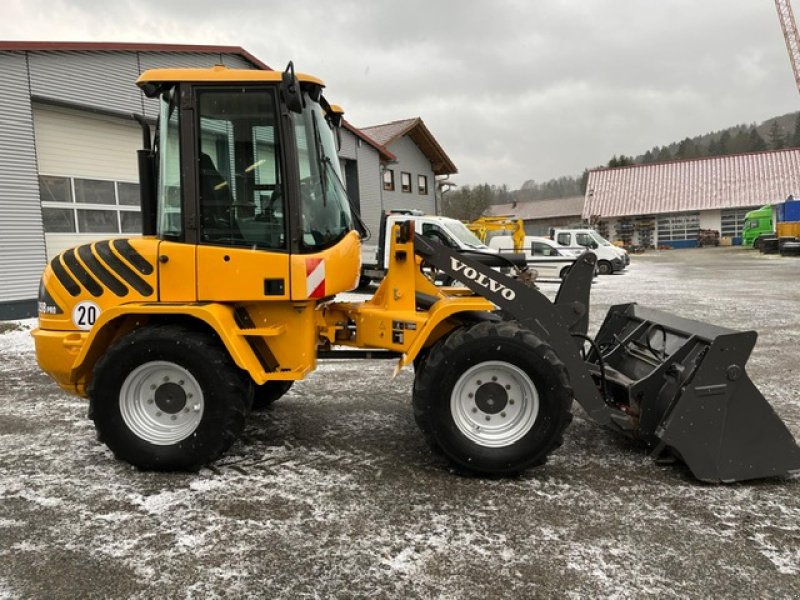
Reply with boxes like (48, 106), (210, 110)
(412, 321), (573, 475)
(597, 260), (613, 275)
(89, 325), (252, 470)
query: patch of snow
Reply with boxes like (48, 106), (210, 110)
(750, 532), (800, 575)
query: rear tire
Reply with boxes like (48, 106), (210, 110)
(412, 321), (573, 475)
(89, 325), (252, 471)
(598, 260), (613, 275)
(252, 381), (293, 410)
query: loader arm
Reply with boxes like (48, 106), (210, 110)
(413, 234), (800, 482)
(413, 234), (614, 427)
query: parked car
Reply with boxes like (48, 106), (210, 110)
(550, 229), (628, 274)
(489, 235), (586, 280)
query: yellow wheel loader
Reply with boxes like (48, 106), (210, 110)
(33, 64), (800, 482)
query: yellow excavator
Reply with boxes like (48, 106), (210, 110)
(467, 216), (526, 252)
(32, 64), (800, 482)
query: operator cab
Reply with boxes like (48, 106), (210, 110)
(137, 63), (355, 256)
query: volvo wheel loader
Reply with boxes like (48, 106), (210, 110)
(33, 64), (800, 482)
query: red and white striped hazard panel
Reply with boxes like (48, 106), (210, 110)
(305, 258), (326, 298)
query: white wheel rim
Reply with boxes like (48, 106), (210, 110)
(118, 361), (204, 446)
(450, 361), (540, 448)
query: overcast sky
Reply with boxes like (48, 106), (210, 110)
(4, 0), (800, 188)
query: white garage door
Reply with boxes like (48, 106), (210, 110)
(34, 104), (144, 259)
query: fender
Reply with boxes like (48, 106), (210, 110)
(67, 303), (269, 387)
(397, 296), (496, 370)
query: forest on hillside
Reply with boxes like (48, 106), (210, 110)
(441, 111), (800, 220)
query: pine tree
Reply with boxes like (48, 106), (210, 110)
(791, 114), (800, 148)
(717, 130), (732, 155)
(579, 168), (590, 195)
(748, 127), (767, 152)
(768, 120), (785, 150)
(731, 129), (751, 153)
(656, 146), (672, 162)
(675, 137), (699, 160)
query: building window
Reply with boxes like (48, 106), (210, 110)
(41, 207), (76, 232)
(39, 175), (71, 203)
(77, 209), (118, 233)
(418, 174), (428, 195)
(721, 207), (758, 238)
(39, 175), (141, 234)
(657, 212), (700, 242)
(401, 171), (412, 193)
(74, 178), (115, 204)
(117, 182), (141, 206)
(383, 169), (395, 191)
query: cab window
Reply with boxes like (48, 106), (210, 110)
(557, 233), (571, 246)
(197, 88), (285, 249)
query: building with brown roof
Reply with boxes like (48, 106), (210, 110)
(360, 117), (457, 218)
(488, 196), (585, 236)
(584, 149), (800, 247)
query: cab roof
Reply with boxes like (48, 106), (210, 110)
(136, 65), (324, 87)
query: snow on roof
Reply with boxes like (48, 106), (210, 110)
(584, 148), (800, 218)
(488, 196), (585, 220)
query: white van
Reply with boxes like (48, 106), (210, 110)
(551, 229), (629, 275)
(489, 235), (579, 280)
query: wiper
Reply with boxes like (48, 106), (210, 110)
(310, 113), (329, 208)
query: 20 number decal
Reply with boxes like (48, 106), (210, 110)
(72, 301), (101, 331)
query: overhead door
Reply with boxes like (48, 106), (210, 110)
(33, 104), (143, 259)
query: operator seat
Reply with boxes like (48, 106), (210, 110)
(199, 153), (235, 241)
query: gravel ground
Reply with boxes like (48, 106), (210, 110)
(1, 247), (798, 599)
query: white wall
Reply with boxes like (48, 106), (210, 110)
(699, 209), (721, 230)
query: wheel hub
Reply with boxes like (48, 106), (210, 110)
(475, 382), (508, 414)
(118, 361), (204, 446)
(450, 361), (540, 448)
(154, 382), (187, 414)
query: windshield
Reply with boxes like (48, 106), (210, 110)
(590, 231), (612, 246)
(293, 92), (354, 252)
(443, 220), (487, 248)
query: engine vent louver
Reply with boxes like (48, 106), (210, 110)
(52, 240), (154, 299)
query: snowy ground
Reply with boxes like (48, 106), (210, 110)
(1, 247), (798, 599)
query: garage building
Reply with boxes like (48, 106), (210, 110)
(584, 149), (800, 247)
(0, 42), (274, 319)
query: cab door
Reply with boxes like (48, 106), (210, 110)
(191, 86), (292, 302)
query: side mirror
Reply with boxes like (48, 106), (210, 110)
(281, 61), (304, 114)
